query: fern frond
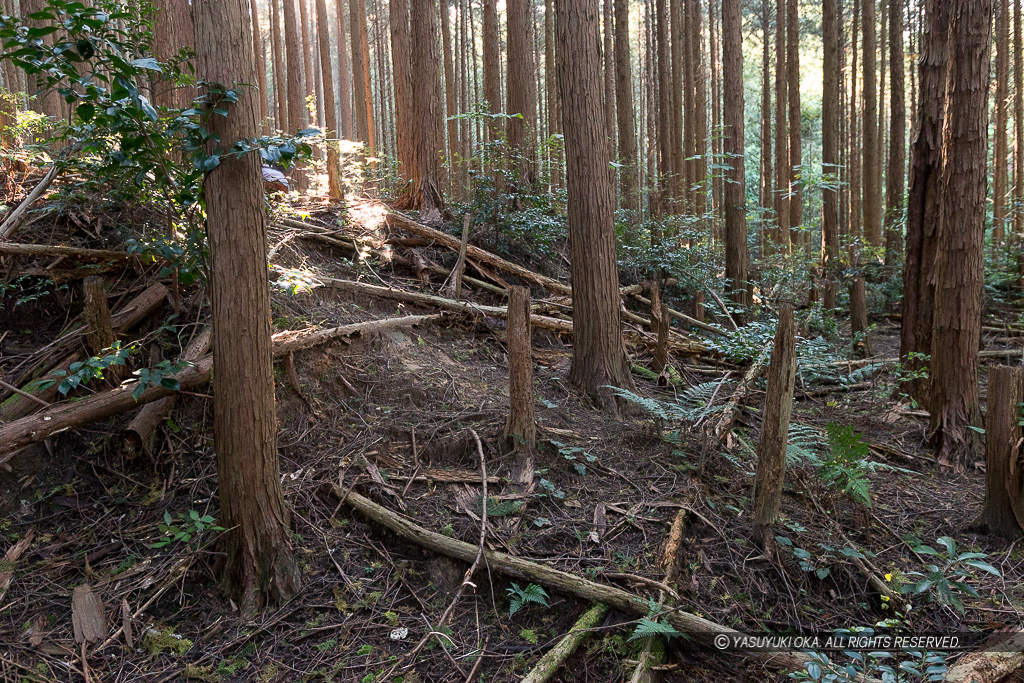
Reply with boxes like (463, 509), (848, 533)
(629, 617), (683, 641)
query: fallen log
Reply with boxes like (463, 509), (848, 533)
(122, 328), (212, 457)
(0, 314), (442, 463)
(713, 348), (770, 442)
(322, 277), (707, 355)
(323, 277), (573, 333)
(943, 629), (1024, 683)
(383, 208), (574, 296)
(333, 486), (810, 673)
(520, 603), (609, 683)
(1, 283), (169, 422)
(0, 164), (61, 241)
(0, 243), (130, 262)
(631, 293), (731, 338)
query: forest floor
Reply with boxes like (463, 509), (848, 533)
(2, 173), (1024, 682)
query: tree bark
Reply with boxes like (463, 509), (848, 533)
(316, 0), (342, 198)
(690, 0), (707, 217)
(773, 0), (790, 250)
(751, 303), (796, 549)
(351, 0), (375, 152)
(335, 0), (353, 139)
(508, 0), (539, 185)
(929, 0), (991, 470)
(556, 0), (636, 411)
(298, 0), (316, 124)
(786, 0), (801, 249)
(505, 286), (536, 452)
(977, 366), (1024, 539)
(994, 0), (1010, 253)
(193, 0), (301, 612)
(900, 0), (949, 410)
(862, 0), (881, 248)
(656, 0), (673, 215)
(271, 0), (288, 131)
(1015, 0), (1023, 241)
(483, 0), (502, 140)
(602, 0), (616, 172)
(249, 0), (269, 130)
(850, 276), (871, 357)
(441, 0), (458, 196)
(722, 0), (747, 309)
(81, 276), (114, 356)
(884, 0), (906, 266)
(760, 0), (772, 232)
(283, 0), (306, 132)
(390, 0), (414, 183)
(614, 0), (638, 212)
(822, 0), (840, 310)
(150, 0), (195, 109)
(397, 0), (446, 219)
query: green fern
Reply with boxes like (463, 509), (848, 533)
(786, 424), (826, 466)
(629, 617), (683, 641)
(507, 583), (549, 618)
(605, 381), (725, 423)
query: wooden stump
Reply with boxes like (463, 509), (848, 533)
(694, 290), (706, 323)
(752, 303), (796, 548)
(978, 365), (1024, 539)
(505, 286), (536, 457)
(849, 276), (872, 357)
(82, 276), (115, 355)
(649, 282), (669, 374)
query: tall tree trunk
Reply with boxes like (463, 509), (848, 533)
(316, 0), (342, 198)
(884, 0), (906, 266)
(863, 0), (881, 247)
(271, 0), (288, 131)
(556, 0), (635, 411)
(786, 0), (801, 248)
(602, 0), (617, 172)
(614, 0), (638, 213)
(822, 0), (840, 310)
(850, 0), (861, 246)
(691, 0), (707, 217)
(399, 0), (446, 219)
(671, 0), (685, 212)
(441, 0), (457, 195)
(192, 0), (301, 613)
(249, 0), (269, 131)
(656, 0), (673, 215)
(545, 0), (561, 185)
(351, 0), (375, 152)
(390, 0), (414, 182)
(335, 0), (353, 139)
(151, 0), (195, 109)
(994, 0), (1008, 253)
(710, 0), (723, 221)
(283, 0), (306, 131)
(722, 0), (747, 309)
(483, 0), (501, 141)
(900, 0), (948, 410)
(929, 0), (991, 469)
(507, 0), (539, 185)
(760, 0), (772, 235)
(773, 0), (789, 250)
(285, 0), (310, 187)
(1015, 0), (1023, 240)
(299, 0), (315, 121)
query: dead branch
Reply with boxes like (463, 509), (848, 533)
(383, 207), (574, 295)
(520, 603), (610, 683)
(0, 314), (442, 464)
(1, 283), (169, 422)
(0, 163), (61, 241)
(333, 487), (811, 672)
(122, 327), (213, 457)
(0, 243), (130, 262)
(712, 348), (770, 442)
(0, 529), (35, 605)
